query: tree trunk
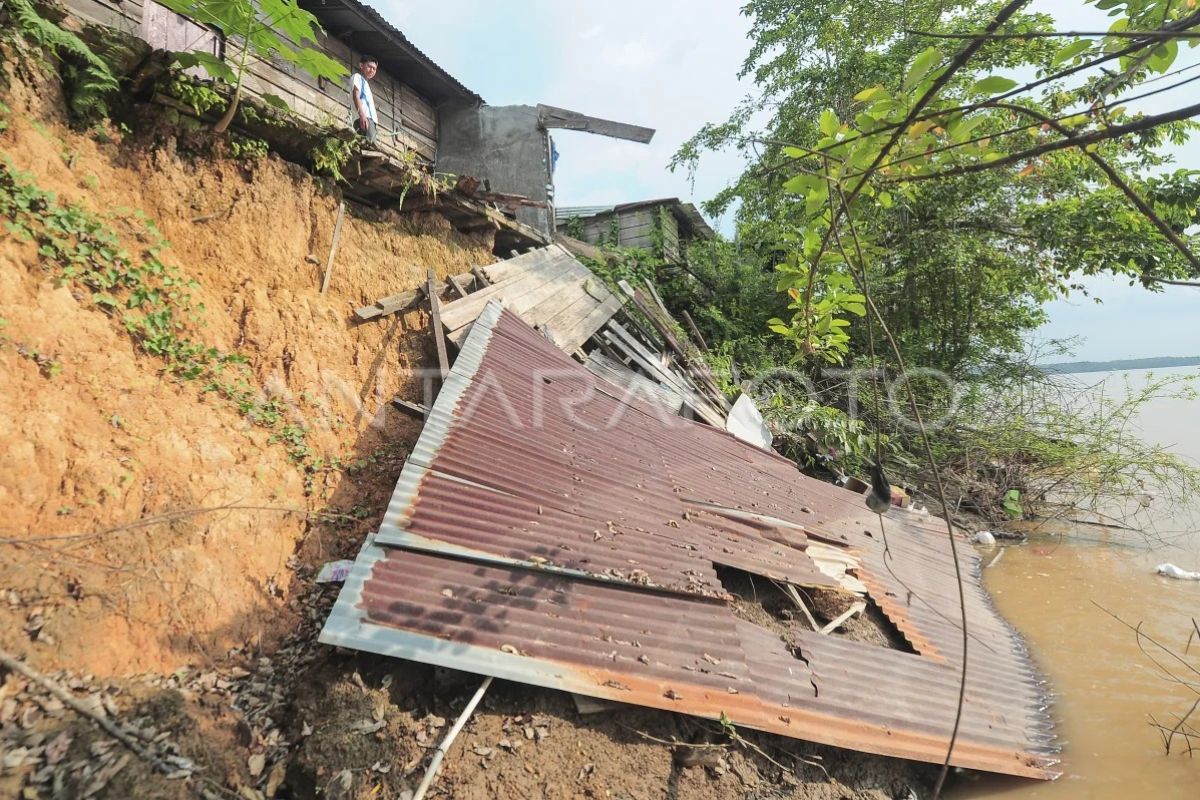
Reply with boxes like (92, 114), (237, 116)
(214, 84), (241, 134)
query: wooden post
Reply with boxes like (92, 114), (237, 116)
(471, 265), (492, 287)
(427, 269), (450, 382)
(680, 309), (709, 353)
(320, 201), (346, 295)
(447, 273), (470, 298)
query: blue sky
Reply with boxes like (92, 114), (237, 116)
(380, 0), (1198, 362)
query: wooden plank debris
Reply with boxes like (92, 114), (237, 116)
(585, 351), (683, 413)
(355, 272), (477, 322)
(603, 321), (726, 428)
(391, 397), (428, 419)
(447, 273), (469, 299)
(680, 309), (709, 353)
(617, 279), (729, 412)
(820, 601), (868, 635)
(537, 104), (655, 143)
(427, 269), (450, 382)
(320, 201), (345, 295)
(439, 245), (623, 353)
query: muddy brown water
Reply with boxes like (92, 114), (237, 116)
(948, 368), (1200, 799)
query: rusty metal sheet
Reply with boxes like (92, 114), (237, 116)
(320, 301), (1058, 779)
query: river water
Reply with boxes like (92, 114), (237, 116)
(948, 367), (1200, 799)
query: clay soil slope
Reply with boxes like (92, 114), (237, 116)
(0, 50), (931, 800)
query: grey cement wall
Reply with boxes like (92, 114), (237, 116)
(437, 104), (553, 234)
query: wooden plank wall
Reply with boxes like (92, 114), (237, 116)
(615, 207), (656, 250)
(62, 0), (439, 163)
(577, 216), (615, 245)
(65, 0), (144, 33)
(658, 206), (680, 263)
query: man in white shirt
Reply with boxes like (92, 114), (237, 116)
(351, 55), (378, 144)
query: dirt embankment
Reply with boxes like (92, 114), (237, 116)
(0, 48), (931, 800)
(0, 55), (494, 676)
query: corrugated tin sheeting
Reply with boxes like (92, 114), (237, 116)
(320, 302), (1058, 779)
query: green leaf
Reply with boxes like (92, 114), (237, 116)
(853, 85), (886, 103)
(970, 75), (1018, 96)
(782, 174), (818, 194)
(259, 93), (290, 111)
(819, 108), (840, 137)
(946, 113), (985, 143)
(805, 185), (829, 216)
(878, 191), (893, 209)
(1146, 40), (1178, 73)
(173, 51), (237, 83)
(903, 47), (941, 92)
(1051, 39), (1091, 65)
(1002, 489), (1022, 519)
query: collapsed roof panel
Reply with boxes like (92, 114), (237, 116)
(299, 0), (481, 106)
(320, 302), (1058, 780)
(439, 245), (621, 353)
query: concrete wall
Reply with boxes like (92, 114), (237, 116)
(437, 104), (552, 234)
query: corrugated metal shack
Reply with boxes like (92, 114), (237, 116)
(557, 198), (716, 264)
(321, 301), (1059, 780)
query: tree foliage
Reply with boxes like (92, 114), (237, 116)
(674, 0), (1200, 375)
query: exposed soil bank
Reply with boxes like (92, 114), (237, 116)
(0, 49), (934, 799)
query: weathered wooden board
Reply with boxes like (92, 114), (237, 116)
(440, 246), (622, 354)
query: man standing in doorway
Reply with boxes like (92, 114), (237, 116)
(351, 55), (378, 144)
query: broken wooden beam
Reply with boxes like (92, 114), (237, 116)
(821, 602), (868, 635)
(391, 397), (428, 419)
(320, 201), (346, 295)
(447, 273), (470, 299)
(537, 104), (655, 144)
(427, 268), (450, 382)
(355, 271), (476, 322)
(680, 309), (709, 353)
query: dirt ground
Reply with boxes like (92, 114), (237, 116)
(0, 47), (935, 800)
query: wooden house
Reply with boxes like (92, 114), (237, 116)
(555, 199), (715, 264)
(63, 0), (479, 164)
(59, 0), (656, 243)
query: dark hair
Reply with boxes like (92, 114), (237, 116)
(360, 55), (378, 66)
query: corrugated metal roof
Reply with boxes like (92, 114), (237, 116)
(300, 0), (481, 105)
(320, 302), (1058, 780)
(556, 199), (716, 240)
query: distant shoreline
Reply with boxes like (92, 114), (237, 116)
(1040, 356), (1200, 374)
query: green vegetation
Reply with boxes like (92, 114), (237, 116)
(665, 0), (1200, 518)
(155, 0), (346, 133)
(229, 133), (269, 161)
(0, 159), (316, 466)
(5, 0), (118, 124)
(168, 76), (224, 117)
(309, 134), (357, 181)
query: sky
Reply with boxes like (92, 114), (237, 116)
(378, 0), (1198, 363)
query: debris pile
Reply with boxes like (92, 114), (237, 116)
(321, 302), (1059, 779)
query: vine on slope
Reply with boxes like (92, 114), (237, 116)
(0, 158), (314, 466)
